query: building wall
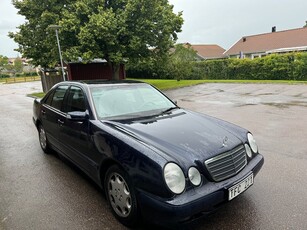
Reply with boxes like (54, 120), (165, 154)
(67, 63), (125, 81)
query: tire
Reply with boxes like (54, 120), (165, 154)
(104, 165), (139, 227)
(38, 124), (50, 154)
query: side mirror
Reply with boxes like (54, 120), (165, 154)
(67, 111), (87, 121)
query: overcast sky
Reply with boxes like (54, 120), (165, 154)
(1, 0), (307, 57)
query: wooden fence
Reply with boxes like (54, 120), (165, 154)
(4, 76), (41, 84)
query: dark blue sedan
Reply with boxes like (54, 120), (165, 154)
(33, 80), (264, 227)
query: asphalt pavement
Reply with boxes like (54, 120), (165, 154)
(0, 81), (307, 230)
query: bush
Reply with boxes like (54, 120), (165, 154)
(14, 72), (38, 77)
(127, 52), (307, 80)
(0, 73), (10, 78)
(192, 52), (307, 80)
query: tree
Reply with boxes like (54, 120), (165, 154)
(10, 0), (183, 79)
(60, 0), (183, 79)
(3, 57), (24, 75)
(0, 55), (9, 72)
(13, 57), (24, 73)
(9, 0), (74, 68)
(304, 21), (307, 28)
(168, 44), (198, 80)
(127, 44), (198, 80)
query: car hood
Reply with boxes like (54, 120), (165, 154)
(103, 109), (246, 168)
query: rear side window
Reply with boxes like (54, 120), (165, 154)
(51, 85), (69, 111)
(44, 91), (54, 105)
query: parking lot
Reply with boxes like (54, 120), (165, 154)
(1, 81), (307, 229)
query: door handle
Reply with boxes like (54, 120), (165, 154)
(57, 119), (64, 125)
(41, 110), (46, 115)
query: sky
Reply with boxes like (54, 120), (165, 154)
(1, 0), (307, 57)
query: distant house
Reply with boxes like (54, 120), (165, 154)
(224, 27), (307, 59)
(190, 44), (226, 60)
(8, 57), (30, 66)
(182, 43), (226, 60)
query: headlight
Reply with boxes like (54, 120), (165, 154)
(245, 143), (252, 158)
(164, 163), (186, 194)
(188, 167), (202, 186)
(247, 133), (258, 153)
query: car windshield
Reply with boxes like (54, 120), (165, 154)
(90, 83), (176, 120)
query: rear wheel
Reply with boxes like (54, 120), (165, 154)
(38, 124), (50, 154)
(104, 165), (139, 227)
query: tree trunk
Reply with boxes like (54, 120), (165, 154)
(110, 62), (120, 80)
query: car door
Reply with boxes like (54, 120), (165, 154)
(41, 85), (69, 152)
(60, 86), (98, 176)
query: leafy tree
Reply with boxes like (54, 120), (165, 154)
(168, 44), (198, 80)
(13, 57), (24, 73)
(3, 57), (24, 75)
(10, 0), (183, 79)
(60, 0), (183, 79)
(127, 52), (171, 79)
(0, 55), (9, 72)
(304, 20), (307, 28)
(127, 44), (198, 80)
(9, 0), (74, 68)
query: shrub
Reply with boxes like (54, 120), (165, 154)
(127, 52), (307, 80)
(0, 74), (10, 78)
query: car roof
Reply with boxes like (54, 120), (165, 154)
(57, 79), (146, 87)
(79, 79), (143, 84)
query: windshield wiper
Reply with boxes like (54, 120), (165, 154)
(160, 106), (178, 115)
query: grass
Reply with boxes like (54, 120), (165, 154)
(128, 79), (307, 90)
(28, 92), (46, 98)
(27, 78), (307, 98)
(129, 79), (209, 90)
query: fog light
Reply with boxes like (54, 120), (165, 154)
(188, 167), (202, 186)
(245, 144), (252, 158)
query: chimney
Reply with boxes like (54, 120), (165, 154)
(272, 26), (276, 32)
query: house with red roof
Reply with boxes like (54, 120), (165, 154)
(189, 44), (226, 60)
(224, 27), (307, 59)
(173, 43), (226, 60)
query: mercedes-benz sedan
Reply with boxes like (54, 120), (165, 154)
(33, 80), (264, 227)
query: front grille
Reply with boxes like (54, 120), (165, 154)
(204, 145), (247, 182)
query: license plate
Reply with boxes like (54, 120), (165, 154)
(228, 173), (253, 201)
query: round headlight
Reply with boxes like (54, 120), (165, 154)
(164, 163), (186, 194)
(247, 133), (258, 153)
(188, 167), (202, 186)
(245, 143), (252, 158)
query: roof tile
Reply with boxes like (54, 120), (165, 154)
(224, 27), (307, 56)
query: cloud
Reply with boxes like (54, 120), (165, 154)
(169, 0), (307, 49)
(0, 0), (25, 57)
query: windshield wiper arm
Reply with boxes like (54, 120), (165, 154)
(160, 106), (178, 114)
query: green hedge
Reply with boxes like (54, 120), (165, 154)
(193, 52), (307, 81)
(0, 73), (10, 78)
(127, 52), (307, 80)
(16, 72), (37, 77)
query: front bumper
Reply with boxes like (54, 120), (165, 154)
(137, 154), (264, 224)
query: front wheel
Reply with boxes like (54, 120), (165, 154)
(38, 124), (50, 154)
(104, 165), (139, 227)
